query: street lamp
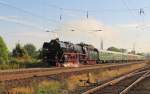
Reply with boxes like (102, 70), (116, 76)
(46, 30), (59, 39)
(89, 29), (102, 32)
(70, 29), (75, 32)
(69, 29), (102, 32)
(46, 29), (76, 39)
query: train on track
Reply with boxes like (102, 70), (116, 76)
(42, 38), (145, 67)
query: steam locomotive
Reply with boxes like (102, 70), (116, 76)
(42, 38), (145, 67)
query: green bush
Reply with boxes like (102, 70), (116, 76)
(0, 36), (9, 64)
(0, 58), (28, 70)
(37, 81), (62, 94)
(0, 57), (44, 70)
(0, 82), (5, 93)
(0, 64), (9, 70)
(0, 57), (5, 64)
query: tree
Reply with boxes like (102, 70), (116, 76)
(107, 46), (127, 53)
(24, 44), (36, 58)
(0, 36), (9, 64)
(107, 47), (120, 52)
(136, 53), (144, 56)
(12, 43), (28, 57)
(36, 49), (42, 59)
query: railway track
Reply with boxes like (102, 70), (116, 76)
(82, 63), (150, 94)
(0, 61), (145, 81)
(127, 74), (150, 94)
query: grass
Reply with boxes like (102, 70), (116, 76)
(9, 87), (33, 94)
(37, 81), (62, 94)
(67, 74), (86, 90)
(66, 63), (147, 90)
(0, 82), (5, 94)
(8, 80), (64, 94)
(92, 63), (146, 81)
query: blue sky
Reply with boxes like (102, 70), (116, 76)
(0, 0), (150, 52)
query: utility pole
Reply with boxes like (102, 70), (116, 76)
(86, 11), (89, 19)
(132, 42), (136, 54)
(60, 14), (62, 21)
(60, 8), (63, 21)
(100, 39), (103, 50)
(133, 43), (135, 51)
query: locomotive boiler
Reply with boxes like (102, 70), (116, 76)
(42, 38), (99, 67)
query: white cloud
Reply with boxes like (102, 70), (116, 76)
(109, 23), (150, 52)
(55, 18), (118, 49)
(6, 18), (117, 51)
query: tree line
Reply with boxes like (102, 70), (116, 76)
(107, 46), (145, 55)
(0, 36), (43, 69)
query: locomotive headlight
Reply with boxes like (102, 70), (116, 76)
(64, 55), (68, 60)
(64, 55), (68, 58)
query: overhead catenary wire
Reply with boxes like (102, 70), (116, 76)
(46, 3), (138, 13)
(0, 16), (47, 31)
(121, 0), (146, 29)
(121, 0), (139, 20)
(0, 15), (83, 34)
(41, 1), (146, 21)
(1, 0), (149, 16)
(1, 0), (148, 33)
(120, 0), (147, 53)
(0, 0), (144, 21)
(0, 0), (60, 24)
(39, 0), (150, 14)
(0, 0), (84, 32)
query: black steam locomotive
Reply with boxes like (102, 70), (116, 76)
(42, 38), (99, 67)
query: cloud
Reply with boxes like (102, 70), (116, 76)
(3, 18), (117, 51)
(108, 23), (150, 52)
(55, 18), (118, 48)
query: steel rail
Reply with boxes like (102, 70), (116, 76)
(82, 65), (150, 94)
(0, 61), (144, 82)
(119, 71), (150, 94)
